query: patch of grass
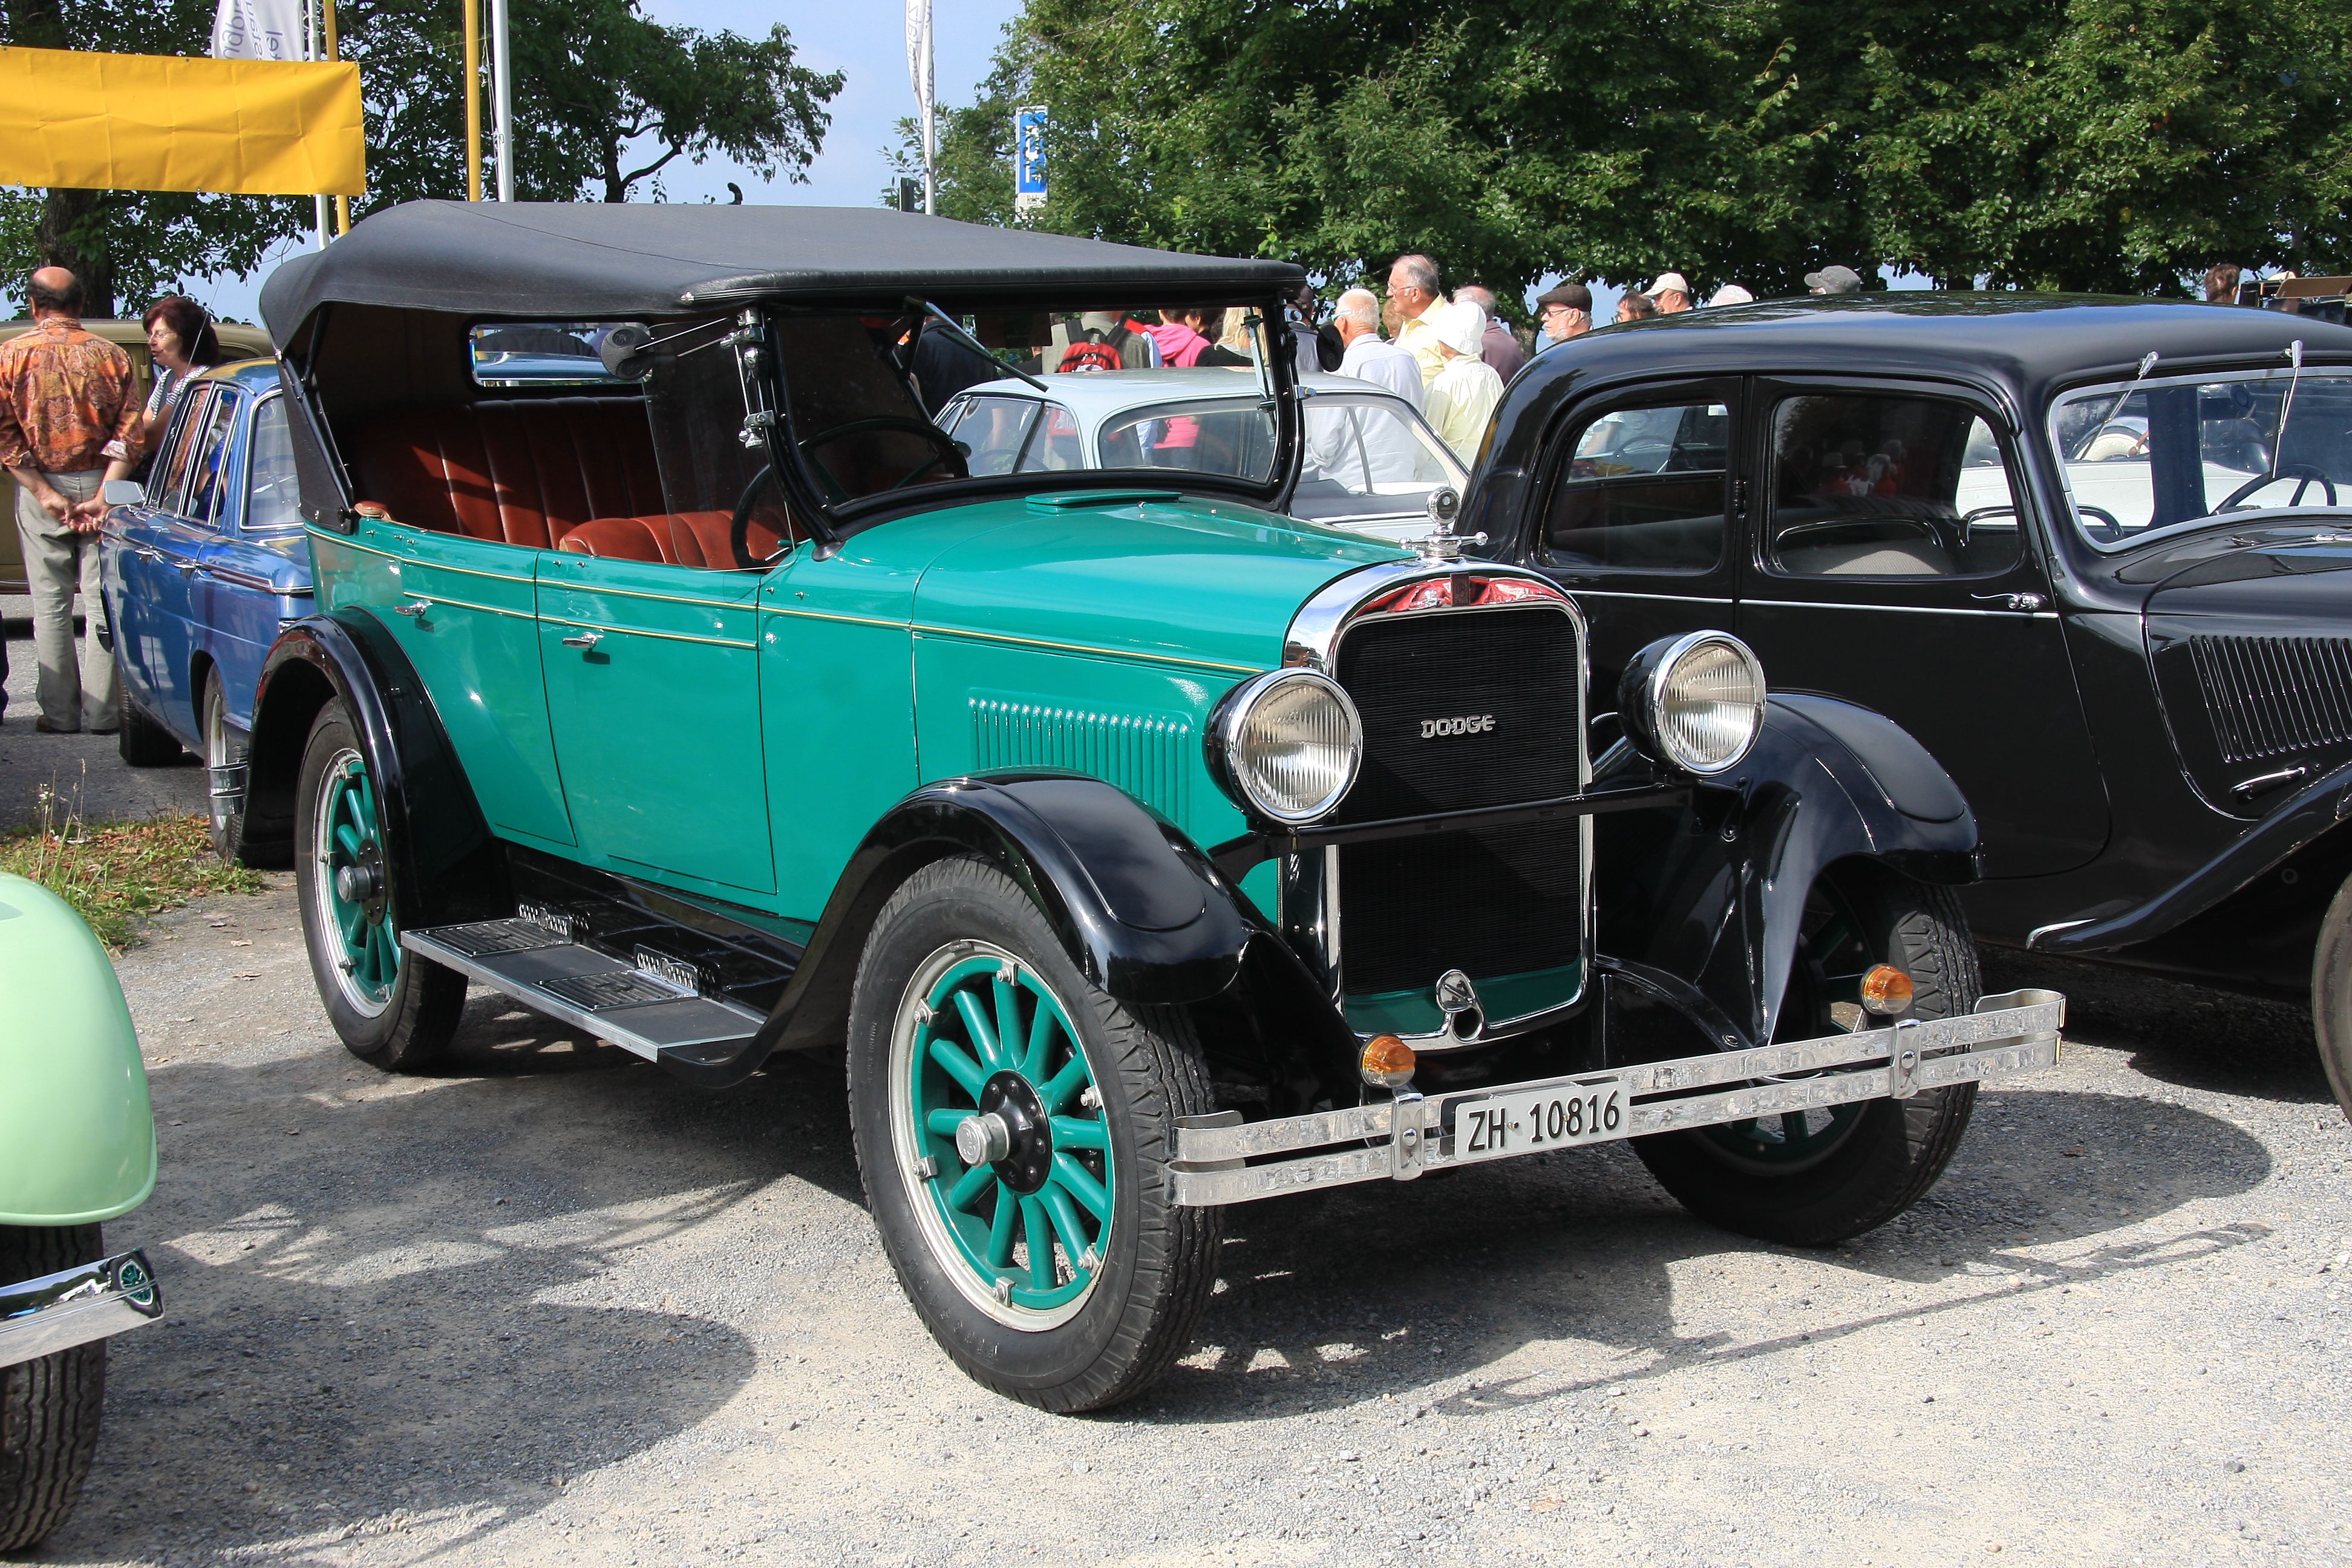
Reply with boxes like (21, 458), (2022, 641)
(0, 790), (263, 948)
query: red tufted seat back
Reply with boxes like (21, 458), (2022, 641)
(346, 398), (667, 549)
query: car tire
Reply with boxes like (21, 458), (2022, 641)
(293, 701), (464, 1073)
(846, 855), (1223, 1413)
(1634, 863), (1981, 1247)
(2308, 873), (2352, 1119)
(0, 1224), (108, 1553)
(114, 691), (182, 766)
(200, 675), (246, 864)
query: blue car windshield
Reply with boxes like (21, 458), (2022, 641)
(246, 397), (303, 532)
(2050, 367), (2352, 549)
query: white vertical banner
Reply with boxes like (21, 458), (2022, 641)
(210, 0), (305, 60)
(904, 0), (933, 214)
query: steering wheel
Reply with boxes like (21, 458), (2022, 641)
(798, 416), (969, 491)
(2219, 465), (2339, 512)
(728, 467), (791, 571)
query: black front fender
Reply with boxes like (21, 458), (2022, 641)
(247, 612), (510, 932)
(676, 774), (1260, 1089)
(1598, 694), (1979, 1048)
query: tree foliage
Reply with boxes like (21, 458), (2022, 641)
(2, 0), (841, 318)
(906, 0), (2352, 300)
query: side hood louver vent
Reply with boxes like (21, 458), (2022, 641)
(2188, 635), (2352, 764)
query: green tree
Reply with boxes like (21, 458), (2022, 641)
(907, 0), (2352, 300)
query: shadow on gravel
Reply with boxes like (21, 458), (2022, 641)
(1983, 947), (2335, 1108)
(1143, 1083), (2273, 1425)
(33, 1037), (863, 1565)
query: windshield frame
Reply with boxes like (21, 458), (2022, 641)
(755, 294), (1301, 541)
(2047, 361), (2352, 554)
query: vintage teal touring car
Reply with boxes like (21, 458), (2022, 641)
(234, 203), (2063, 1410)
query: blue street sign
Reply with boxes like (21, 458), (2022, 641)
(1015, 106), (1047, 211)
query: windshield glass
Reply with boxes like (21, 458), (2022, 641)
(2050, 367), (2352, 549)
(773, 302), (1281, 511)
(245, 396), (303, 532)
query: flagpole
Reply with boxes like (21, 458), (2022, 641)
(921, 8), (935, 216)
(463, 0), (482, 201)
(491, 0), (513, 201)
(324, 0), (348, 233)
(309, 0), (328, 246)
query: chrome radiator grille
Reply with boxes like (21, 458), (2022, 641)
(1330, 604), (1584, 998)
(2189, 635), (2352, 764)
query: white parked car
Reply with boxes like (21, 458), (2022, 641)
(938, 369), (1468, 542)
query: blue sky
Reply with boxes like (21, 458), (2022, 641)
(207, 0), (1024, 320)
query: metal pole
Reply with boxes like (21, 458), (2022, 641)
(491, 0), (514, 201)
(463, 0), (482, 201)
(921, 11), (934, 215)
(324, 0), (348, 233)
(309, 0), (329, 246)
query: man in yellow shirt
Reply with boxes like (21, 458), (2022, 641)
(1387, 254), (1448, 387)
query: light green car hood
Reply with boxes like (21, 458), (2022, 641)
(907, 494), (1408, 673)
(0, 872), (156, 1225)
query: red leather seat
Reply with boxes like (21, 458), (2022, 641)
(667, 509), (791, 569)
(557, 515), (675, 563)
(347, 398), (667, 550)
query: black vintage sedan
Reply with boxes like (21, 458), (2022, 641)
(1463, 296), (2352, 1109)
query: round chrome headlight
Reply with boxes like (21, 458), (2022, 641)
(1207, 669), (1363, 825)
(1621, 632), (1767, 775)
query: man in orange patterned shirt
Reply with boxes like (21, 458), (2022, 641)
(1, 267), (138, 733)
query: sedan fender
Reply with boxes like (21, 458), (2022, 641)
(0, 873), (155, 1226)
(1597, 694), (1979, 1049)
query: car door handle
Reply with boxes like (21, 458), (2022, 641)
(1971, 592), (2047, 612)
(131, 544), (163, 563)
(391, 598), (431, 618)
(560, 629), (603, 648)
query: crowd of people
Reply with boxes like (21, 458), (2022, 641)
(1, 266), (224, 734)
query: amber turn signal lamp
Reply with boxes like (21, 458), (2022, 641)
(1859, 964), (1915, 1016)
(1359, 1034), (1417, 1089)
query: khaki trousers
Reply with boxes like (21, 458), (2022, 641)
(13, 470), (119, 733)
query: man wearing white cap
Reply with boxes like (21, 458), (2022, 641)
(1707, 284), (1755, 308)
(1423, 299), (1505, 465)
(1648, 272), (1695, 314)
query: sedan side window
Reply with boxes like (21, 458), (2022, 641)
(950, 394), (1043, 476)
(1543, 402), (1729, 571)
(1764, 394), (2026, 578)
(151, 385), (212, 515)
(181, 391), (241, 527)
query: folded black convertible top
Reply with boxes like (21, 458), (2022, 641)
(261, 201), (1305, 346)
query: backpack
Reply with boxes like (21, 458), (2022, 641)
(1057, 338), (1125, 374)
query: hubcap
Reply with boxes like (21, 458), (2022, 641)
(890, 942), (1113, 1330)
(312, 748), (399, 1016)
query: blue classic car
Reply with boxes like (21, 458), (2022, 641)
(100, 359), (312, 860)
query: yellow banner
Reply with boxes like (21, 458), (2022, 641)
(0, 46), (364, 197)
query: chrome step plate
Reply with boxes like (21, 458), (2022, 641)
(403, 921), (763, 1063)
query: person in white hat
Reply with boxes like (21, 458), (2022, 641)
(1647, 272), (1695, 314)
(1707, 284), (1755, 308)
(1423, 299), (1506, 465)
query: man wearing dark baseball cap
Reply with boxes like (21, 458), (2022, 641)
(1805, 264), (1864, 295)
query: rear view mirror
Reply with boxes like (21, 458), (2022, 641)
(102, 479), (144, 506)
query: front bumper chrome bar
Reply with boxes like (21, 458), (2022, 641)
(1169, 989), (2065, 1207)
(0, 1250), (164, 1369)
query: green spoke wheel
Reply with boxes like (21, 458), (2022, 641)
(848, 856), (1221, 1413)
(294, 702), (463, 1072)
(893, 943), (1112, 1327)
(1635, 863), (1982, 1247)
(312, 747), (399, 1016)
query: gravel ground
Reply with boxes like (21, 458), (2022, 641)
(11, 880), (2351, 1568)
(2, 602), (211, 831)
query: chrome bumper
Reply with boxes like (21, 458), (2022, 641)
(0, 1250), (163, 1369)
(1169, 989), (2065, 1207)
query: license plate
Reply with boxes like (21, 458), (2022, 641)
(1447, 1079), (1625, 1164)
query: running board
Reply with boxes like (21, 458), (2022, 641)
(403, 915), (765, 1066)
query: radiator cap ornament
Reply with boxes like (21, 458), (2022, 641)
(1434, 969), (1481, 1021)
